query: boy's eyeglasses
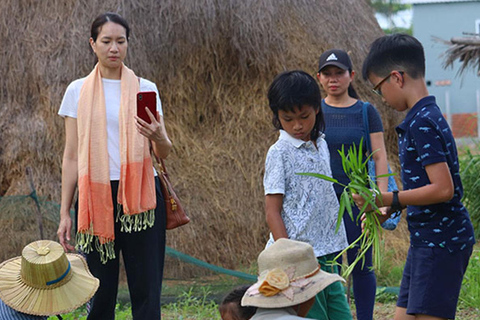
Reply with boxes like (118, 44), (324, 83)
(372, 71), (404, 96)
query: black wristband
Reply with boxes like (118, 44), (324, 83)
(391, 190), (402, 211)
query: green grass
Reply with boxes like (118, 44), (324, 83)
(161, 287), (220, 320)
(459, 248), (480, 310)
(375, 248), (404, 288)
(47, 304), (133, 320)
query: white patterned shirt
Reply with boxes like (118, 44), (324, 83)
(264, 130), (348, 257)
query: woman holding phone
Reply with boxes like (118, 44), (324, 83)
(57, 12), (172, 319)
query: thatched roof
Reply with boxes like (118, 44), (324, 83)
(439, 35), (480, 75)
(0, 0), (401, 272)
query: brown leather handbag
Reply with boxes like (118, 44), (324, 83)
(156, 158), (190, 230)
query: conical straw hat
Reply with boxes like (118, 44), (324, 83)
(0, 240), (99, 316)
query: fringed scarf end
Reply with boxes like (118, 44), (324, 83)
(118, 209), (155, 233)
(94, 237), (116, 264)
(75, 232), (116, 264)
(75, 231), (94, 254)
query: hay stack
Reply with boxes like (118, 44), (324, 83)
(0, 0), (405, 273)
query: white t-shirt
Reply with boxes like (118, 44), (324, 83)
(58, 77), (163, 180)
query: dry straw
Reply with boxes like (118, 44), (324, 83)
(435, 35), (480, 76)
(0, 0), (407, 276)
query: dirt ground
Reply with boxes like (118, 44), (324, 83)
(352, 302), (480, 320)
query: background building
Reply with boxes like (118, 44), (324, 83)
(405, 0), (480, 137)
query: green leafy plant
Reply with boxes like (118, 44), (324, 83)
(375, 287), (398, 303)
(298, 139), (393, 278)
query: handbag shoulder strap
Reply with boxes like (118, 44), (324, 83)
(362, 101), (372, 154)
(148, 140), (168, 175)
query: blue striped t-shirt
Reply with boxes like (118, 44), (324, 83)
(0, 298), (47, 320)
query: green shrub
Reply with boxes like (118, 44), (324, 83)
(375, 288), (398, 303)
(375, 248), (404, 288)
(458, 145), (480, 240)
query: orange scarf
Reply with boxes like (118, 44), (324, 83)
(76, 63), (156, 263)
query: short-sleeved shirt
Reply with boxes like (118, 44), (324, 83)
(396, 96), (475, 251)
(322, 100), (384, 195)
(58, 77), (163, 180)
(263, 130), (348, 257)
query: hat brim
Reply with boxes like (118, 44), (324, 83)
(241, 269), (344, 308)
(0, 253), (99, 316)
(319, 61), (349, 71)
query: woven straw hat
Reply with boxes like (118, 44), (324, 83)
(0, 240), (99, 316)
(241, 238), (344, 308)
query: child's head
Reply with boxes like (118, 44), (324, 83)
(362, 33), (425, 82)
(241, 239), (344, 316)
(317, 49), (359, 99)
(219, 285), (257, 320)
(267, 70), (325, 141)
(362, 34), (426, 110)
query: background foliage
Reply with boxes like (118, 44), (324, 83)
(459, 143), (480, 240)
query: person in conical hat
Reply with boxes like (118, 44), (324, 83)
(0, 240), (99, 319)
(241, 238), (345, 319)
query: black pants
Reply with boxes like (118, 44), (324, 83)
(76, 177), (166, 320)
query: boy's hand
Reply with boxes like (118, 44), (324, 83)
(360, 207), (390, 232)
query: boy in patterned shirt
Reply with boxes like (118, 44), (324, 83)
(358, 33), (475, 320)
(263, 70), (351, 319)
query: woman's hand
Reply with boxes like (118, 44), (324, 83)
(134, 108), (167, 143)
(135, 108), (172, 159)
(57, 214), (75, 252)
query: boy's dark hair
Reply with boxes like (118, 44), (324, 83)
(268, 70), (325, 141)
(219, 285), (257, 320)
(362, 33), (425, 80)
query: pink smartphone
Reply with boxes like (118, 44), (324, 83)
(136, 91), (157, 124)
